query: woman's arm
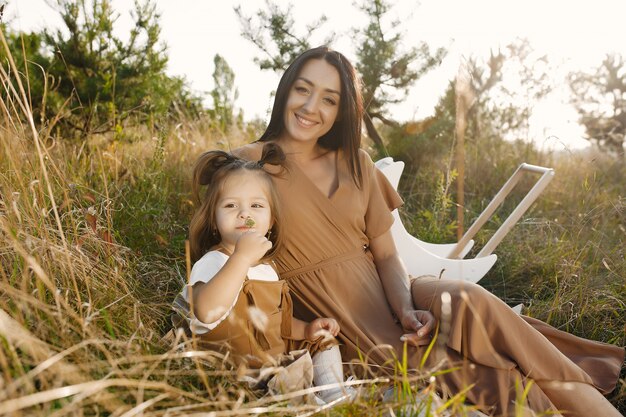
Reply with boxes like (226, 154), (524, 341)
(193, 232), (271, 323)
(369, 229), (436, 346)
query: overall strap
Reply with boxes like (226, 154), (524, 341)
(279, 281), (292, 339)
(242, 282), (272, 350)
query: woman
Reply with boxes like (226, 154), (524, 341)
(234, 46), (624, 416)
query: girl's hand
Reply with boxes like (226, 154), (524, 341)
(305, 317), (340, 342)
(399, 309), (436, 346)
(232, 232), (272, 266)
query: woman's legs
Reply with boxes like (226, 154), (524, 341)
(409, 276), (622, 417)
(539, 380), (622, 417)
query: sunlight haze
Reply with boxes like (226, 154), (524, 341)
(10, 0), (626, 150)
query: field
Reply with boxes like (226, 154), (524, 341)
(0, 35), (624, 417)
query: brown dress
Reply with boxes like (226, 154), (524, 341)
(237, 145), (624, 416)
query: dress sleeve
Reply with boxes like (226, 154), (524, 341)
(188, 251), (228, 286)
(362, 151), (404, 239)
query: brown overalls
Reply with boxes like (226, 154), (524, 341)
(196, 278), (293, 368)
(171, 272), (331, 398)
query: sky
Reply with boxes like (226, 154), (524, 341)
(9, 0), (626, 150)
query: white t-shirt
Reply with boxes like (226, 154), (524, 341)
(181, 250), (278, 334)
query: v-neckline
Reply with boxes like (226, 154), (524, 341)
(289, 149), (342, 201)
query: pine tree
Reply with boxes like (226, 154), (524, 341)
(4, 0), (200, 138)
(353, 0), (445, 151)
(569, 54), (626, 156)
(210, 54), (239, 132)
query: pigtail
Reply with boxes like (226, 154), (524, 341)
(258, 143), (286, 168)
(192, 150), (238, 203)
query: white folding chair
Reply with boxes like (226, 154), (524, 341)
(376, 158), (555, 290)
(376, 157), (475, 258)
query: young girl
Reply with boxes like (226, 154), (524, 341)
(172, 143), (354, 403)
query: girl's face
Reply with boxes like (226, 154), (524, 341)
(281, 58), (341, 145)
(215, 171), (273, 253)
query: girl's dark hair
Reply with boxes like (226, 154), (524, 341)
(188, 143), (286, 263)
(259, 46), (364, 187)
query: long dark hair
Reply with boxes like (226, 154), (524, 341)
(259, 46), (364, 187)
(188, 143), (286, 263)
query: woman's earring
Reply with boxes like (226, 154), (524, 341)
(266, 229), (272, 240)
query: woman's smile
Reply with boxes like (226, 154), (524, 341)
(295, 113), (318, 127)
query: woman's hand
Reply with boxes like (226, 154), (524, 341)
(369, 230), (436, 347)
(305, 317), (340, 342)
(399, 309), (436, 346)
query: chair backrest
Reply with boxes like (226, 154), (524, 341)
(375, 159), (404, 190)
(375, 157), (495, 283)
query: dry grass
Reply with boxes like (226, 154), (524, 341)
(0, 30), (472, 416)
(0, 29), (623, 416)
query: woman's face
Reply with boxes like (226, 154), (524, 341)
(281, 58), (341, 145)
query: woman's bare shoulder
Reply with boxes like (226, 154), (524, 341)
(232, 142), (263, 161)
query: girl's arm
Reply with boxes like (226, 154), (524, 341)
(290, 318), (308, 340)
(369, 229), (436, 346)
(193, 232), (271, 323)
